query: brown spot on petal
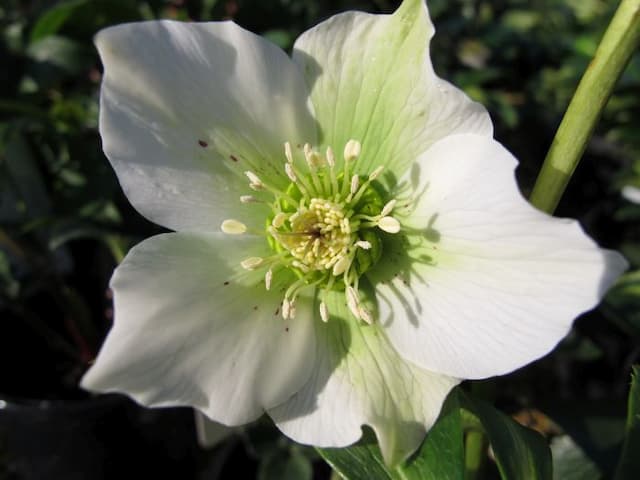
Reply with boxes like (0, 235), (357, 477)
(229, 155), (238, 162)
(223, 281), (230, 286)
(198, 140), (208, 147)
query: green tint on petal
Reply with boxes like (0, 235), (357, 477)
(292, 0), (492, 183)
(269, 288), (459, 467)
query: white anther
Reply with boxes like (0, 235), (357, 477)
(359, 307), (373, 325)
(282, 299), (291, 319)
(221, 219), (247, 235)
(332, 255), (351, 276)
(285, 162), (297, 182)
(240, 195), (258, 204)
(240, 256), (264, 270)
(319, 301), (329, 322)
(245, 171), (262, 186)
(368, 165), (384, 181)
(326, 147), (335, 167)
(378, 216), (401, 233)
(350, 175), (360, 196)
(343, 139), (361, 162)
(284, 142), (293, 163)
(272, 212), (287, 228)
(303, 143), (313, 164)
(355, 240), (372, 250)
(346, 286), (361, 318)
(380, 199), (397, 217)
(265, 268), (273, 291)
(289, 303), (297, 319)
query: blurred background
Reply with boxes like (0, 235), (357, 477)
(0, 0), (638, 478)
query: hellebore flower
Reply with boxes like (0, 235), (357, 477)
(82, 0), (627, 466)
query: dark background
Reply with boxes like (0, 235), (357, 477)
(1, 0), (638, 478)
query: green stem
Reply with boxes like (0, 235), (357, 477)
(329, 470), (343, 480)
(464, 429), (486, 480)
(529, 0), (640, 214)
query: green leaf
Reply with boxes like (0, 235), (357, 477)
(317, 389), (464, 480)
(614, 365), (640, 480)
(0, 127), (51, 221)
(551, 435), (601, 480)
(26, 36), (94, 75)
(603, 271), (640, 337)
(543, 400), (625, 475)
(30, 0), (90, 43)
(462, 394), (552, 480)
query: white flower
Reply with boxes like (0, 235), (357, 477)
(81, 0), (627, 466)
(622, 185), (640, 204)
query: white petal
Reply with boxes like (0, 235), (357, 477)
(82, 232), (315, 424)
(96, 21), (315, 231)
(292, 0), (491, 180)
(622, 185), (640, 204)
(369, 134), (628, 379)
(269, 290), (459, 467)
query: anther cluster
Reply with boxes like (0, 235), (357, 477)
(221, 140), (401, 324)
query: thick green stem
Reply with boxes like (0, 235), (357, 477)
(529, 0), (640, 214)
(464, 429), (485, 480)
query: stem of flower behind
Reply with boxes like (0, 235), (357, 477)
(529, 0), (640, 214)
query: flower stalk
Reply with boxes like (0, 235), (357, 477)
(530, 0), (640, 214)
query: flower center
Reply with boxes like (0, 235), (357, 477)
(274, 198), (353, 272)
(221, 139), (401, 324)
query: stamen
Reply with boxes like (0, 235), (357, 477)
(346, 286), (361, 319)
(304, 143), (325, 169)
(304, 143), (325, 194)
(326, 146), (340, 196)
(272, 212), (288, 228)
(326, 147), (335, 167)
(265, 268), (273, 290)
(380, 199), (397, 217)
(245, 171), (263, 189)
(350, 175), (360, 197)
(282, 299), (291, 319)
(303, 143), (313, 165)
(285, 162), (297, 182)
(368, 166), (384, 181)
(319, 301), (329, 322)
(344, 139), (361, 162)
(359, 307), (373, 325)
(348, 163), (383, 205)
(221, 219), (247, 235)
(378, 216), (401, 234)
(355, 240), (372, 250)
(284, 141), (293, 163)
(332, 255), (351, 276)
(241, 256), (264, 270)
(240, 195), (259, 204)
